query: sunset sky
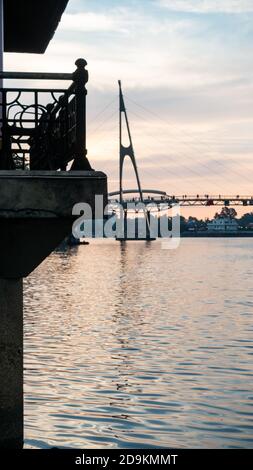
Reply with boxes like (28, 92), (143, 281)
(5, 0), (253, 216)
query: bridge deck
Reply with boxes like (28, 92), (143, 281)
(109, 195), (253, 208)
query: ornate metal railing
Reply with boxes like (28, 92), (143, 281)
(0, 59), (92, 171)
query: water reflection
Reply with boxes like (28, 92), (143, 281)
(24, 239), (253, 448)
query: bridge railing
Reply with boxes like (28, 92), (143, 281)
(0, 59), (92, 171)
(109, 194), (253, 209)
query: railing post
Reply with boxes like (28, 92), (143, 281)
(71, 58), (92, 170)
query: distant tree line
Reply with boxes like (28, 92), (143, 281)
(157, 208), (253, 233)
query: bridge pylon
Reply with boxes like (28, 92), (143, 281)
(118, 80), (144, 206)
(116, 81), (155, 241)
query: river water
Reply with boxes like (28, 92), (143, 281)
(24, 238), (253, 448)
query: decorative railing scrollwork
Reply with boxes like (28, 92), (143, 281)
(0, 59), (92, 171)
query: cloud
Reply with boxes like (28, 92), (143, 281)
(59, 12), (126, 33)
(158, 0), (253, 14)
(4, 0), (253, 196)
(59, 9), (194, 36)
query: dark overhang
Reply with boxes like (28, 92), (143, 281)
(4, 0), (69, 54)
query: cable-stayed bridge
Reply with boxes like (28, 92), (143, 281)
(107, 82), (253, 212)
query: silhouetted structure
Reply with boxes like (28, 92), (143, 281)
(4, 0), (68, 53)
(0, 59), (92, 171)
(0, 0), (107, 449)
(118, 81), (153, 240)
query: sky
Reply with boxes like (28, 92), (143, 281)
(4, 0), (253, 217)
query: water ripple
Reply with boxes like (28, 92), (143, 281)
(24, 239), (253, 448)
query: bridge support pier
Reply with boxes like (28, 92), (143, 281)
(0, 278), (23, 449)
(0, 170), (107, 448)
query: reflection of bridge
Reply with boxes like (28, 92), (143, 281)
(108, 82), (253, 212)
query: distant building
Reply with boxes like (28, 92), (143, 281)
(207, 217), (238, 232)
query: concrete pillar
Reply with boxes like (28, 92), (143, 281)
(1, 3), (23, 449)
(0, 0), (3, 141)
(0, 171), (107, 448)
(146, 210), (151, 238)
(0, 279), (23, 449)
(0, 0), (3, 74)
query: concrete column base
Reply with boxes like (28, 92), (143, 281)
(0, 278), (23, 449)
